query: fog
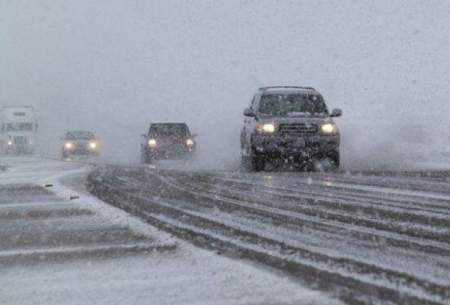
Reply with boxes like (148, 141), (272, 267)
(1, 1), (449, 170)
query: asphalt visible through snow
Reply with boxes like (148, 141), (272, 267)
(88, 164), (450, 305)
(0, 157), (344, 305)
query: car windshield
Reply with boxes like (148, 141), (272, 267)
(2, 123), (33, 132)
(149, 124), (188, 137)
(66, 131), (95, 140)
(259, 94), (328, 116)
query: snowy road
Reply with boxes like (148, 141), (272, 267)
(0, 157), (342, 305)
(88, 165), (450, 305)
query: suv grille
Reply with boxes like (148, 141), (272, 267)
(278, 123), (318, 135)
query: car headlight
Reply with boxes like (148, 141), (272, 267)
(64, 142), (74, 149)
(186, 139), (194, 146)
(320, 123), (337, 134)
(7, 140), (13, 146)
(256, 123), (275, 134)
(89, 142), (98, 149)
(148, 139), (157, 148)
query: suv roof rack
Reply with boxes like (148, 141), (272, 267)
(258, 86), (316, 91)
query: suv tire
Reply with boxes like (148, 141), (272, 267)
(251, 155), (265, 171)
(328, 150), (340, 170)
(141, 153), (152, 164)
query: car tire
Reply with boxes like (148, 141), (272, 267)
(142, 154), (153, 164)
(251, 155), (265, 172)
(314, 151), (339, 172)
(328, 150), (340, 170)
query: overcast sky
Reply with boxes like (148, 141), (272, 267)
(1, 1), (449, 168)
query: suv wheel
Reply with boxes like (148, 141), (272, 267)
(328, 151), (340, 170)
(141, 153), (152, 164)
(146, 155), (153, 164)
(251, 155), (265, 171)
(313, 151), (340, 172)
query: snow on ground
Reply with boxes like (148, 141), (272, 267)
(1, 246), (334, 305)
(0, 156), (342, 305)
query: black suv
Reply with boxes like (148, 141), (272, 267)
(241, 86), (342, 171)
(141, 122), (196, 163)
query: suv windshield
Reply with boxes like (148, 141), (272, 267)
(259, 94), (328, 116)
(149, 124), (188, 137)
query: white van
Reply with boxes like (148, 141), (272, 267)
(0, 106), (38, 155)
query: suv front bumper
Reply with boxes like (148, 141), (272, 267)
(63, 146), (98, 156)
(145, 145), (194, 160)
(251, 134), (339, 158)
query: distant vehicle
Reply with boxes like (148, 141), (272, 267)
(141, 122), (196, 163)
(0, 106), (38, 155)
(241, 86), (342, 171)
(61, 130), (100, 159)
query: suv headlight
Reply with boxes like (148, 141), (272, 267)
(89, 141), (98, 149)
(320, 123), (337, 135)
(186, 139), (194, 146)
(256, 123), (275, 134)
(148, 139), (157, 148)
(64, 142), (74, 149)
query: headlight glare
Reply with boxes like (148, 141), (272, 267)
(64, 142), (73, 149)
(148, 139), (157, 147)
(321, 123), (337, 134)
(186, 139), (194, 146)
(257, 123), (275, 134)
(89, 142), (97, 149)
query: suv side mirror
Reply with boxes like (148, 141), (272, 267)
(243, 108), (256, 117)
(191, 133), (198, 138)
(330, 108), (342, 117)
(141, 134), (147, 137)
